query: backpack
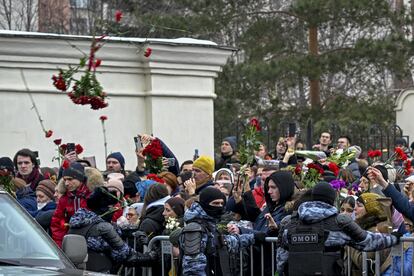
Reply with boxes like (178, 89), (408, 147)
(287, 214), (343, 276)
(179, 220), (242, 276)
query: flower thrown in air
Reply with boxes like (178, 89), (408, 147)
(45, 130), (53, 138)
(99, 115), (108, 121)
(75, 144), (84, 155)
(115, 10), (123, 23)
(53, 139), (62, 145)
(144, 47), (152, 57)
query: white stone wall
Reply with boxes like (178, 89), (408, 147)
(395, 89), (414, 145)
(0, 31), (233, 170)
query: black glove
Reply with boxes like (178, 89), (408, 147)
(133, 230), (149, 245)
(254, 232), (266, 244)
(124, 251), (158, 267)
(391, 231), (402, 242)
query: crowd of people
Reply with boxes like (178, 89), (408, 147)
(1, 132), (414, 275)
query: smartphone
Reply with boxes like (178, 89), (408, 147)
(193, 149), (199, 161)
(66, 143), (75, 154)
(33, 151), (40, 166)
(167, 158), (175, 167)
(288, 123), (296, 137)
(180, 171), (193, 183)
(134, 136), (143, 151)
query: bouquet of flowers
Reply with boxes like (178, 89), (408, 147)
(327, 148), (356, 168)
(142, 139), (163, 174)
(239, 118), (262, 166)
(302, 162), (324, 188)
(165, 217), (181, 234)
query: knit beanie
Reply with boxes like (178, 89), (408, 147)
(223, 136), (237, 151)
(36, 179), (56, 200)
(62, 162), (85, 182)
(106, 152), (125, 170)
(107, 172), (125, 182)
(312, 181), (337, 206)
(358, 193), (384, 217)
(193, 155), (214, 175)
(166, 197), (185, 217)
(159, 171), (179, 192)
(105, 178), (124, 195)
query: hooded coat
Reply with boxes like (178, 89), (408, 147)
(16, 186), (37, 216)
(138, 196), (171, 237)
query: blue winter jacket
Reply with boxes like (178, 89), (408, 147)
(383, 233), (413, 276)
(277, 201), (399, 273)
(16, 186), (37, 216)
(69, 208), (133, 262)
(180, 202), (256, 276)
(383, 184), (414, 223)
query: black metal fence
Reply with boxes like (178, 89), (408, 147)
(214, 119), (410, 159)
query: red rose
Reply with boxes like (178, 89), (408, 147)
(59, 144), (67, 155)
(307, 163), (324, 175)
(328, 162), (340, 177)
(53, 139), (62, 145)
(405, 159), (412, 176)
(99, 115), (108, 121)
(115, 10), (123, 22)
(250, 117), (261, 131)
(144, 47), (152, 57)
(52, 74), (67, 91)
(75, 144), (84, 155)
(294, 164), (302, 175)
(45, 130), (53, 138)
(62, 159), (70, 169)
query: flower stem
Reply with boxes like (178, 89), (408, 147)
(101, 121), (108, 159)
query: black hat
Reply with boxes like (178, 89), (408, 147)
(62, 162), (85, 182)
(87, 186), (118, 214)
(0, 157), (14, 173)
(363, 164), (388, 182)
(312, 181), (336, 206)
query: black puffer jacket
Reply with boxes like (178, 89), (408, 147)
(138, 205), (165, 238)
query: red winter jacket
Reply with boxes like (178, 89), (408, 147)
(50, 184), (91, 247)
(252, 186), (265, 209)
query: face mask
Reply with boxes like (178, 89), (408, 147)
(37, 202), (47, 210)
(201, 203), (225, 219)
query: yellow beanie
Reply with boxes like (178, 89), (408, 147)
(193, 155), (214, 175)
(359, 193), (384, 217)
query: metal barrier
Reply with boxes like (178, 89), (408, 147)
(349, 236), (414, 276)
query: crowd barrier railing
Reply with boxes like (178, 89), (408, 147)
(124, 234), (414, 276)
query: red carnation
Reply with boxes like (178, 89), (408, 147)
(99, 115), (108, 121)
(294, 164), (302, 175)
(75, 144), (84, 155)
(53, 139), (62, 145)
(328, 162), (340, 177)
(94, 59), (102, 69)
(144, 47), (152, 57)
(307, 163), (324, 175)
(146, 173), (165, 184)
(250, 117), (261, 131)
(395, 147), (408, 161)
(405, 159), (412, 176)
(115, 10), (123, 22)
(45, 130), (53, 138)
(368, 150), (382, 158)
(52, 74), (67, 91)
(62, 159), (70, 169)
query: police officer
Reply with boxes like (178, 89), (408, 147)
(277, 181), (400, 276)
